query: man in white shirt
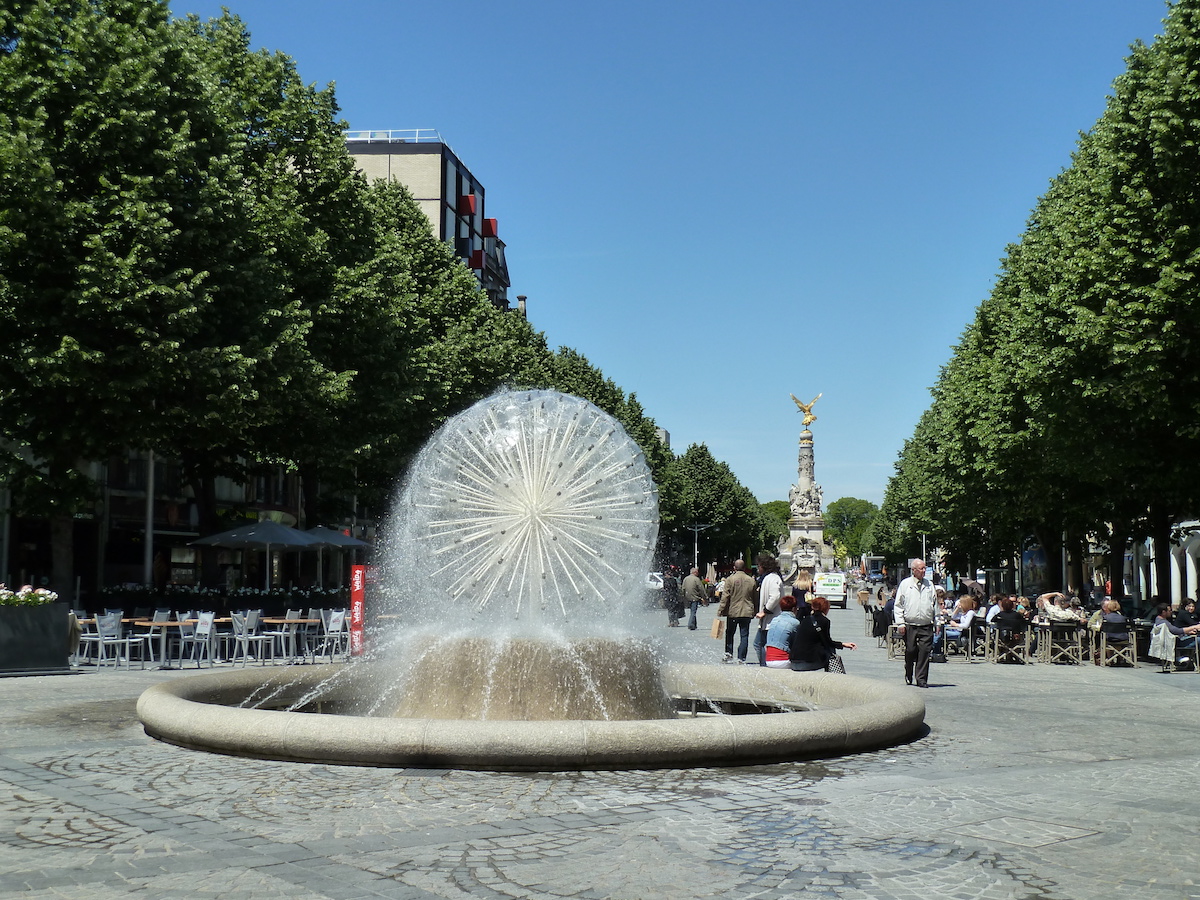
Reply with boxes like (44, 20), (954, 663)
(893, 558), (937, 687)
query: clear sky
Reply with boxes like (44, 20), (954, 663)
(174, 0), (1171, 507)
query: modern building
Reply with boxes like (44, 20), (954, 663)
(345, 129), (513, 311)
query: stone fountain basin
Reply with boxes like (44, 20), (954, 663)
(137, 663), (925, 770)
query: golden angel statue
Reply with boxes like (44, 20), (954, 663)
(790, 392), (823, 427)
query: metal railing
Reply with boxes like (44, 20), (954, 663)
(344, 128), (443, 144)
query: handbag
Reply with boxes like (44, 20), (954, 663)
(825, 652), (846, 674)
(710, 617), (725, 639)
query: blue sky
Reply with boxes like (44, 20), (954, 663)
(175, 0), (1171, 507)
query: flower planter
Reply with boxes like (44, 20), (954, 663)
(0, 602), (72, 675)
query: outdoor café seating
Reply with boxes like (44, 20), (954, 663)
(316, 609), (349, 661)
(169, 611), (197, 664)
(226, 611), (273, 666)
(261, 609), (304, 662)
(89, 612), (152, 668)
(1147, 620), (1193, 672)
(144, 609), (171, 662)
(964, 614), (989, 661)
(885, 624), (904, 660)
(871, 608), (891, 646)
(1098, 619), (1138, 668)
(1039, 620), (1084, 665)
(988, 623), (1031, 664)
(189, 612), (217, 667)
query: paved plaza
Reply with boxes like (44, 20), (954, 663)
(2, 602), (1199, 900)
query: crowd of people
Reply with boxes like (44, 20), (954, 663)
(869, 559), (1200, 672)
(659, 553), (858, 674)
(661, 554), (1200, 677)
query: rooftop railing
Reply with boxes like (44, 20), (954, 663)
(344, 128), (444, 144)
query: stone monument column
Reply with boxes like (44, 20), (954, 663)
(778, 394), (828, 582)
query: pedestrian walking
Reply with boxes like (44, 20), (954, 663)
(894, 558), (936, 688)
(681, 567), (707, 630)
(718, 560), (756, 663)
(663, 569), (683, 626)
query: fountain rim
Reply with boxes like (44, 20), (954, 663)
(137, 663), (925, 771)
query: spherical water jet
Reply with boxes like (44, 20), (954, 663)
(366, 389), (668, 721)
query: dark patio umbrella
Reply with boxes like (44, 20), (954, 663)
(305, 526), (368, 549)
(306, 526), (368, 587)
(192, 521), (323, 589)
(959, 578), (986, 599)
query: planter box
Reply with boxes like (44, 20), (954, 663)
(0, 602), (72, 675)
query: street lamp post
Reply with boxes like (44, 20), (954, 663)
(686, 523), (713, 571)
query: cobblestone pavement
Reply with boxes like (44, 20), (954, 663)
(3, 603), (1199, 900)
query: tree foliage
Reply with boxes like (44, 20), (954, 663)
(0, 0), (744, 595)
(824, 497), (878, 562)
(873, 0), (1200, 595)
(659, 444), (770, 561)
(759, 500), (791, 548)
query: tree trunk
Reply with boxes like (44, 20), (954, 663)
(1067, 530), (1086, 600)
(1107, 525), (1127, 604)
(300, 467), (321, 586)
(50, 513), (74, 599)
(195, 475), (221, 589)
(1148, 503), (1174, 605)
(1033, 527), (1063, 593)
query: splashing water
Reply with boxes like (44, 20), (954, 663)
(351, 390), (670, 721)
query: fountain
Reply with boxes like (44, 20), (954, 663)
(138, 390), (924, 769)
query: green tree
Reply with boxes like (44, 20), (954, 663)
(0, 0), (310, 590)
(759, 499), (791, 548)
(661, 444), (764, 561)
(880, 0), (1200, 597)
(824, 497), (879, 562)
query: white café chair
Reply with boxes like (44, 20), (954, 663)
(144, 609), (171, 662)
(261, 609), (302, 663)
(317, 609), (348, 661)
(94, 612), (151, 669)
(74, 611), (99, 665)
(170, 611), (197, 664)
(228, 611), (272, 666)
(189, 612), (216, 667)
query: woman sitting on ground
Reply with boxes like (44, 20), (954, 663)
(790, 595), (856, 672)
(763, 595), (802, 669)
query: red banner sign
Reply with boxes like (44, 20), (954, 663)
(350, 564), (366, 656)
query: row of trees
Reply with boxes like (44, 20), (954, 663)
(869, 0), (1200, 599)
(0, 1), (779, 588)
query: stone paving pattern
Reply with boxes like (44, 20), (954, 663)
(2, 602), (1199, 899)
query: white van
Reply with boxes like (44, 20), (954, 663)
(813, 572), (847, 609)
